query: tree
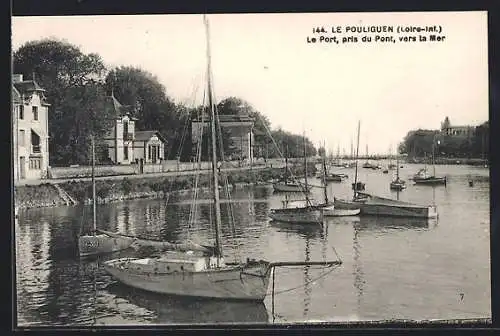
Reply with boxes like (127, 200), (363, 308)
(13, 38), (111, 165)
(51, 83), (112, 164)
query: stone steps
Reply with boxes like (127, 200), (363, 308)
(53, 183), (78, 206)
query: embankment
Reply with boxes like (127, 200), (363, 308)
(15, 164), (316, 209)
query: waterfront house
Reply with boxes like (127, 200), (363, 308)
(133, 131), (166, 164)
(192, 114), (255, 162)
(12, 74), (51, 180)
(102, 94), (166, 165)
(102, 93), (137, 164)
(440, 116), (475, 138)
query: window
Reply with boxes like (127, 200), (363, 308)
(123, 121), (128, 139)
(19, 105), (24, 120)
(124, 145), (128, 160)
(148, 145), (151, 160)
(32, 106), (38, 121)
(19, 130), (25, 146)
(29, 158), (41, 170)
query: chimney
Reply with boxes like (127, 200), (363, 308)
(12, 74), (23, 83)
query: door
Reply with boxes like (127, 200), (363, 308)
(151, 146), (157, 164)
(19, 156), (26, 179)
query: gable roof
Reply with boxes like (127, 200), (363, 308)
(135, 130), (166, 143)
(104, 94), (137, 120)
(12, 85), (22, 104)
(13, 80), (46, 94)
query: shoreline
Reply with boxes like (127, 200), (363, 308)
(14, 165), (316, 211)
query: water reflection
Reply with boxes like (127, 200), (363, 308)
(15, 165), (491, 325)
(355, 216), (435, 233)
(104, 283), (269, 324)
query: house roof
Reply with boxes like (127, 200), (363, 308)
(13, 80), (46, 94)
(135, 130), (166, 143)
(12, 85), (22, 104)
(104, 94), (137, 120)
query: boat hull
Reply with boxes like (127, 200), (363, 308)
(78, 234), (136, 257)
(414, 177), (447, 186)
(390, 182), (407, 191)
(97, 230), (214, 254)
(321, 204), (360, 217)
(269, 207), (323, 224)
(273, 183), (310, 192)
(354, 194), (437, 218)
(103, 258), (271, 301)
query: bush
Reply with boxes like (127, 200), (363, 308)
(121, 178), (132, 195)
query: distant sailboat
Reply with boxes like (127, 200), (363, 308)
(269, 131), (323, 224)
(318, 142), (360, 217)
(390, 153), (406, 191)
(273, 144), (311, 193)
(413, 137), (447, 186)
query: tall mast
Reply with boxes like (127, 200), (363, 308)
(350, 137), (354, 159)
(284, 143), (289, 185)
(396, 152), (399, 180)
(204, 15), (223, 259)
(303, 131), (310, 206)
(432, 136), (436, 177)
(353, 121), (361, 198)
(322, 141), (328, 204)
(91, 135), (96, 235)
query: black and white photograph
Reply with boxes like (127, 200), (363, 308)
(12, 11), (490, 326)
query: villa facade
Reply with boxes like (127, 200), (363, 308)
(12, 74), (51, 180)
(102, 94), (166, 165)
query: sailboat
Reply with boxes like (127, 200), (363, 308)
(389, 153), (406, 191)
(317, 143), (360, 217)
(413, 137), (447, 186)
(273, 144), (310, 193)
(333, 121), (363, 212)
(103, 15), (341, 301)
(269, 131), (323, 224)
(78, 137), (212, 257)
(78, 135), (136, 257)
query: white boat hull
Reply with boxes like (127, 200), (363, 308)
(78, 234), (136, 257)
(103, 257), (271, 301)
(316, 203), (360, 217)
(269, 207), (323, 224)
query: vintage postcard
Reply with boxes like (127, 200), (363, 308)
(12, 11), (490, 327)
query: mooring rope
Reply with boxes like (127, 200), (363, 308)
(271, 262), (341, 296)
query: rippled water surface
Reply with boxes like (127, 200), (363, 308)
(15, 164), (490, 326)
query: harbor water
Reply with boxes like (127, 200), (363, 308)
(15, 163), (491, 326)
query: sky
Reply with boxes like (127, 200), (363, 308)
(11, 12), (488, 154)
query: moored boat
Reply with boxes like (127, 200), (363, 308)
(413, 137), (446, 186)
(269, 132), (322, 224)
(78, 135), (135, 257)
(390, 178), (407, 191)
(103, 253), (272, 301)
(389, 154), (406, 191)
(353, 192), (438, 218)
(273, 182), (310, 192)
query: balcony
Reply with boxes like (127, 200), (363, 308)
(30, 144), (42, 157)
(123, 132), (134, 141)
